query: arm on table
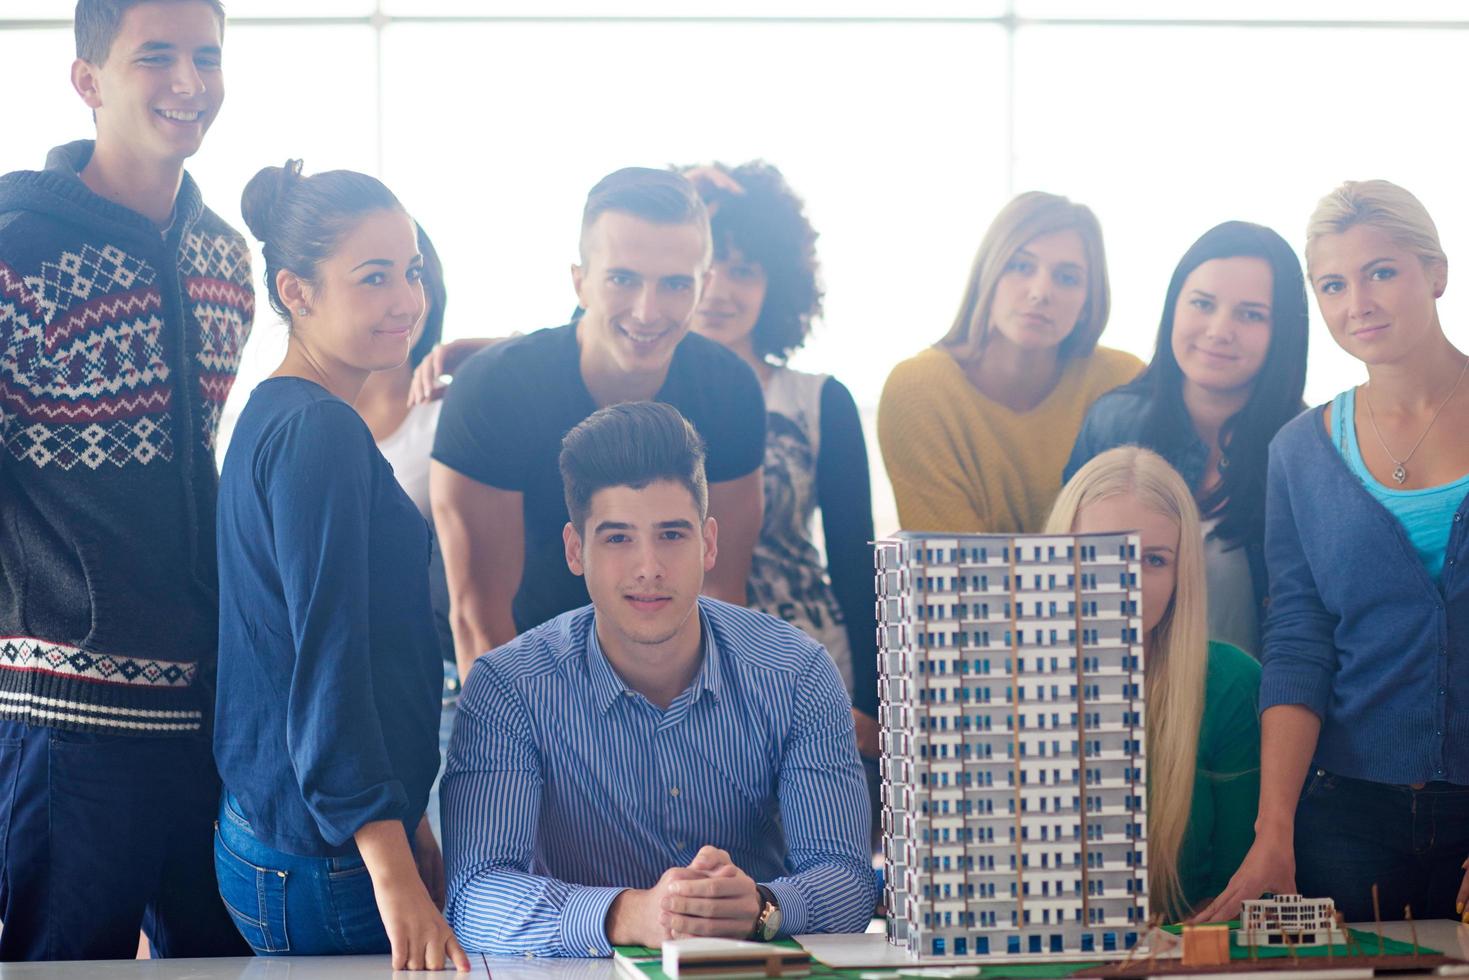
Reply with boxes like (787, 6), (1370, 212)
(762, 657), (877, 935)
(431, 461), (524, 678)
(356, 820), (469, 971)
(442, 663), (624, 957)
(703, 469), (762, 605)
(1192, 705), (1318, 923)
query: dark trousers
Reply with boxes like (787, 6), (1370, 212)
(1295, 768), (1469, 922)
(0, 720), (250, 961)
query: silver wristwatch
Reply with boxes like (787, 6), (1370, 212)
(751, 885), (781, 941)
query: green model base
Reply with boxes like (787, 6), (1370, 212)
(613, 926), (1435, 980)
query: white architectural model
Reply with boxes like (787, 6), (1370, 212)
(1239, 895), (1342, 947)
(876, 532), (1147, 960)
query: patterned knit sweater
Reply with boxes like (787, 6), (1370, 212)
(0, 141), (254, 735)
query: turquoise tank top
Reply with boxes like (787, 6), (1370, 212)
(1331, 388), (1469, 580)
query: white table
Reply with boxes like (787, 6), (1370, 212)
(1, 921), (1465, 979)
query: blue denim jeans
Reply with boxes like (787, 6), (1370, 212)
(0, 722), (248, 961)
(1294, 769), (1469, 921)
(214, 794), (390, 955)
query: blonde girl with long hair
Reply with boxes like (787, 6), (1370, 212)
(1047, 446), (1261, 921)
(879, 192), (1142, 535)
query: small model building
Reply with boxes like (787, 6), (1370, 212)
(1181, 925), (1230, 966)
(1238, 895), (1341, 947)
(661, 939), (811, 979)
(876, 532), (1147, 959)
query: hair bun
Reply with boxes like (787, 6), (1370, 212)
(240, 158), (304, 245)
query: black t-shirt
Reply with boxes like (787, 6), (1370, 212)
(432, 322), (766, 634)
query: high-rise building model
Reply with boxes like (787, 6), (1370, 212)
(876, 531), (1148, 960)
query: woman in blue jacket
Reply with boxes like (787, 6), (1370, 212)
(1198, 180), (1469, 924)
(1065, 221), (1308, 657)
(214, 160), (467, 971)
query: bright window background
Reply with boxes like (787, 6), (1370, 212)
(3, 4), (1466, 536)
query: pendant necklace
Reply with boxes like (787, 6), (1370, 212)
(1361, 354), (1469, 485)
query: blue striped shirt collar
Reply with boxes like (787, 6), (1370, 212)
(578, 601), (724, 714)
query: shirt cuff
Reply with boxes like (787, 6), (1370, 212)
(1258, 665), (1331, 718)
(763, 879), (807, 938)
(559, 885), (625, 957)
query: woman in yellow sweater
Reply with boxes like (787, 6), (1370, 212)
(878, 192), (1142, 533)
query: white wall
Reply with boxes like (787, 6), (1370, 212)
(4, 3), (1466, 536)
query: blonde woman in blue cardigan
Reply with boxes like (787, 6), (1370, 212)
(1199, 180), (1469, 925)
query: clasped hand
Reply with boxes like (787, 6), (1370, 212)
(608, 846), (763, 946)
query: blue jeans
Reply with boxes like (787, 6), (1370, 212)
(0, 721), (247, 961)
(425, 661), (460, 842)
(1295, 769), (1469, 921)
(214, 794), (390, 955)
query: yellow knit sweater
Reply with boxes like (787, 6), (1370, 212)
(878, 345), (1143, 534)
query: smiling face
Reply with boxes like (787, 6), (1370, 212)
(1170, 256), (1275, 395)
(1073, 494), (1180, 640)
(987, 229), (1090, 352)
(573, 211), (710, 375)
(564, 479), (718, 654)
(283, 209), (425, 375)
(692, 245), (768, 359)
(74, 1), (224, 166)
(1309, 223), (1446, 366)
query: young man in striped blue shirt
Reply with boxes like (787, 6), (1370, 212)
(442, 401), (875, 956)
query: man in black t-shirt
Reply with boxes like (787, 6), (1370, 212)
(431, 168), (765, 676)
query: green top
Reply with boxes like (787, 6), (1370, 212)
(1174, 641), (1261, 914)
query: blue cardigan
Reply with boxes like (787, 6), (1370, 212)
(1259, 405), (1469, 785)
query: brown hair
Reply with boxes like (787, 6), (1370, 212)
(939, 191), (1110, 362)
(75, 0), (226, 65)
(240, 159), (406, 323)
(579, 167), (710, 266)
(559, 402), (708, 532)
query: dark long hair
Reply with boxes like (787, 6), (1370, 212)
(241, 159), (405, 323)
(407, 223), (446, 368)
(1133, 221), (1308, 548)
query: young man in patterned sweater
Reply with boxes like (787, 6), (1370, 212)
(0, 0), (253, 961)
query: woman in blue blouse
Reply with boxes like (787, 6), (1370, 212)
(214, 161), (467, 971)
(1065, 222), (1309, 656)
(1198, 181), (1469, 924)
